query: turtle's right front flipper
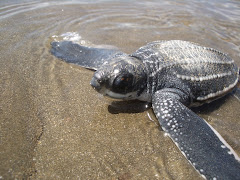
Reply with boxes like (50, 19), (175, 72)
(152, 89), (240, 180)
(51, 41), (122, 70)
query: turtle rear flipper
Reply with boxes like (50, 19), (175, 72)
(152, 89), (240, 180)
(51, 41), (122, 70)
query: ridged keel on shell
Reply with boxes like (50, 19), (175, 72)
(132, 40), (239, 103)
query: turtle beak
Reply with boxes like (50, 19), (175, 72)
(90, 76), (101, 91)
(90, 69), (110, 95)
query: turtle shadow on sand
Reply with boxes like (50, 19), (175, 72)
(108, 100), (151, 114)
(108, 90), (239, 115)
(108, 95), (228, 115)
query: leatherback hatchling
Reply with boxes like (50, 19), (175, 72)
(51, 40), (240, 180)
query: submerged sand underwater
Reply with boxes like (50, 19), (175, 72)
(0, 0), (240, 179)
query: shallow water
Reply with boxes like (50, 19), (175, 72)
(0, 0), (240, 179)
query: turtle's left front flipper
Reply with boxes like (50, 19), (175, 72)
(152, 89), (240, 180)
(51, 41), (122, 70)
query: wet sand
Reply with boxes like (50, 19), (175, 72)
(0, 0), (240, 179)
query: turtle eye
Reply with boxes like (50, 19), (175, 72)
(112, 74), (133, 93)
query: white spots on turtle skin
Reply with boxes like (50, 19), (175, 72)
(197, 78), (239, 101)
(155, 97), (187, 152)
(164, 132), (169, 137)
(163, 109), (169, 114)
(176, 71), (232, 82)
(154, 98), (183, 139)
(113, 69), (119, 74)
(213, 177), (217, 180)
(149, 64), (154, 69)
(161, 115), (167, 119)
(221, 145), (226, 149)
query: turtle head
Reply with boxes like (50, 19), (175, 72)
(90, 55), (147, 100)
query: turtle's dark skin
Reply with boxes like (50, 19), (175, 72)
(51, 40), (240, 180)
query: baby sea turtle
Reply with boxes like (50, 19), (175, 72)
(51, 40), (240, 179)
